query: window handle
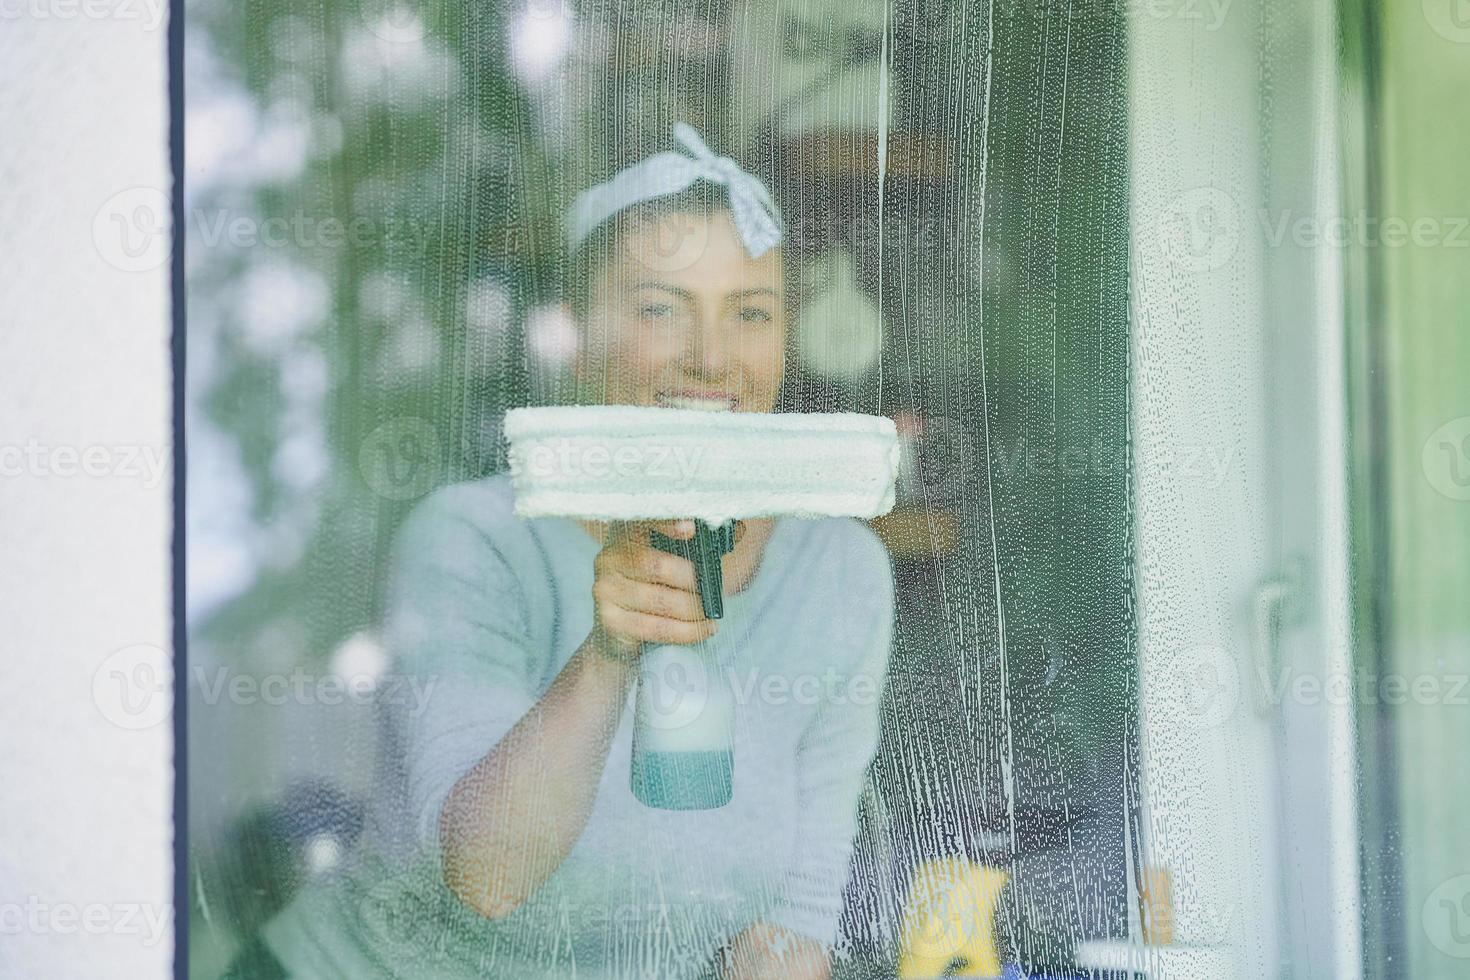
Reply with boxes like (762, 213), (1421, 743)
(1251, 558), (1307, 717)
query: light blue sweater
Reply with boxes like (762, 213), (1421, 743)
(263, 473), (895, 978)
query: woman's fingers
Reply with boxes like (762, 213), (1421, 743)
(592, 520), (715, 649)
(596, 535), (698, 591)
(623, 546), (700, 591)
(600, 604), (716, 647)
(597, 575), (707, 622)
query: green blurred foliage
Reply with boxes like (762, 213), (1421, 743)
(191, 0), (561, 657)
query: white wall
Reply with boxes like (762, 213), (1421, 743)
(0, 3), (173, 978)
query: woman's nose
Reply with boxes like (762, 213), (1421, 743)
(688, 316), (731, 375)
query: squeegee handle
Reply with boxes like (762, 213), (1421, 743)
(649, 520), (736, 620)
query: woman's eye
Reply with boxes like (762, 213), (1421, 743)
(738, 307), (773, 324)
(638, 304), (674, 319)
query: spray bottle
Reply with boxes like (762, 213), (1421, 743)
(630, 520), (738, 808)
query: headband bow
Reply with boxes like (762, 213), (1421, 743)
(566, 122), (784, 258)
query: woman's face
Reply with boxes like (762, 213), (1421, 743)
(577, 209), (786, 413)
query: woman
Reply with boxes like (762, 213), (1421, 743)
(252, 125), (895, 980)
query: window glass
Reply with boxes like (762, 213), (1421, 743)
(186, 2), (1455, 978)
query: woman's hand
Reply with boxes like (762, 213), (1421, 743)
(588, 519), (721, 658)
(719, 923), (831, 980)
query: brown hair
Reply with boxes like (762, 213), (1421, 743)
(567, 183), (724, 319)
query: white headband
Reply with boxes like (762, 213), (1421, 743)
(565, 122), (784, 259)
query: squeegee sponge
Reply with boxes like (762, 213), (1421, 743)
(505, 405), (901, 525)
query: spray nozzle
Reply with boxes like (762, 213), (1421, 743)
(649, 519), (737, 620)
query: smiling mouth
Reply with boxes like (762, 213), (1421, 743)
(655, 391), (738, 412)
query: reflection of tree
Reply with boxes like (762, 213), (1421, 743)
(190, 2), (558, 663)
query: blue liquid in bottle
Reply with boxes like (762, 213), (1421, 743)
(630, 643), (734, 810)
